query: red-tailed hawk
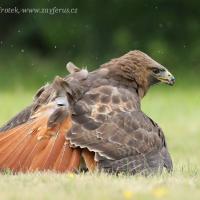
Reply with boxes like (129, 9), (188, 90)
(0, 50), (175, 175)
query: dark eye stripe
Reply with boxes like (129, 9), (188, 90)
(152, 68), (160, 74)
(152, 68), (165, 74)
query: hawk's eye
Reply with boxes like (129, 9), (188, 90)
(152, 68), (160, 74)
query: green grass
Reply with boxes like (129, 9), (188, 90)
(0, 171), (199, 200)
(0, 84), (199, 200)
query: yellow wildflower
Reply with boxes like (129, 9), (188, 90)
(67, 172), (75, 178)
(123, 190), (134, 199)
(152, 186), (168, 198)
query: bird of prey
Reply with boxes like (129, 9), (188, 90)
(0, 50), (175, 175)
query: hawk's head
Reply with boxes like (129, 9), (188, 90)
(101, 50), (175, 97)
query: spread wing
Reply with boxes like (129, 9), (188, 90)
(0, 77), (82, 172)
(68, 85), (173, 174)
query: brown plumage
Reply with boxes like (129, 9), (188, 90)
(0, 50), (175, 174)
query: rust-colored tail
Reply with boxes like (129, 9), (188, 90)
(0, 103), (83, 173)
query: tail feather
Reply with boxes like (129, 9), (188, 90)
(41, 131), (66, 170)
(82, 149), (96, 172)
(41, 119), (72, 171)
(22, 139), (49, 172)
(0, 135), (22, 163)
(29, 117), (73, 171)
(0, 116), (50, 170)
(67, 148), (81, 172)
(53, 141), (73, 172)
(1, 134), (33, 169)
(0, 102), (82, 173)
(0, 102), (96, 173)
(0, 131), (30, 166)
(0, 126), (29, 155)
(29, 133), (64, 171)
(22, 120), (53, 171)
(15, 135), (41, 171)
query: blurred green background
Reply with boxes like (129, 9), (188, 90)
(0, 0), (200, 91)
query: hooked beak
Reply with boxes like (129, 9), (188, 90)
(156, 68), (175, 86)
